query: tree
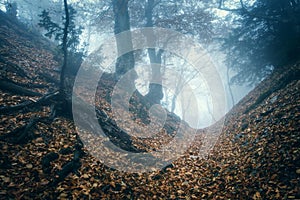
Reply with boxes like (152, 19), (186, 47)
(38, 4), (84, 76)
(6, 0), (52, 29)
(133, 0), (214, 104)
(112, 0), (136, 84)
(38, 10), (62, 41)
(38, 6), (83, 51)
(5, 1), (17, 18)
(92, 0), (214, 105)
(60, 0), (69, 96)
(0, 0), (142, 182)
(220, 0), (300, 85)
(144, 0), (164, 104)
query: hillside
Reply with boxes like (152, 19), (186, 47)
(0, 11), (299, 199)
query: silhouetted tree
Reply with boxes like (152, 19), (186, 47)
(135, 0), (214, 104)
(5, 1), (17, 18)
(38, 4), (84, 77)
(144, 0), (164, 104)
(220, 0), (300, 85)
(112, 0), (136, 83)
(60, 0), (69, 96)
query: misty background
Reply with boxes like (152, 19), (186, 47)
(1, 0), (298, 128)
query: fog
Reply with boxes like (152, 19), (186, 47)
(1, 0), (261, 129)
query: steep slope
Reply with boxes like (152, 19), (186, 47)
(0, 11), (299, 199)
(209, 63), (300, 199)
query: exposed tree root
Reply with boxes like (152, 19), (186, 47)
(49, 144), (85, 186)
(0, 55), (30, 79)
(0, 70), (146, 186)
(0, 116), (50, 144)
(1, 76), (48, 89)
(42, 152), (59, 174)
(38, 72), (60, 85)
(73, 95), (142, 153)
(0, 91), (59, 114)
(1, 89), (140, 153)
(0, 79), (42, 96)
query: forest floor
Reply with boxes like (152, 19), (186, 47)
(0, 11), (299, 200)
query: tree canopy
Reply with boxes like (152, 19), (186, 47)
(221, 0), (300, 85)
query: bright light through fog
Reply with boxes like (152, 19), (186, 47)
(135, 55), (214, 129)
(213, 8), (229, 18)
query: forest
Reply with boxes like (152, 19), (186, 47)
(0, 0), (299, 199)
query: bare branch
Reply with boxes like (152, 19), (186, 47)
(218, 0), (294, 23)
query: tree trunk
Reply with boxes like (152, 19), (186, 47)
(226, 66), (235, 107)
(171, 93), (177, 113)
(60, 0), (69, 97)
(112, 0), (136, 83)
(144, 0), (164, 104)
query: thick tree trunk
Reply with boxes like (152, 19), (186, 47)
(144, 0), (164, 104)
(146, 48), (163, 104)
(112, 0), (136, 83)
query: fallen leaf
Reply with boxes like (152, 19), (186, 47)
(26, 164), (33, 169)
